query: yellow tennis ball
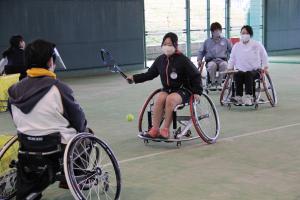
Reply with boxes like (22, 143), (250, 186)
(126, 114), (134, 122)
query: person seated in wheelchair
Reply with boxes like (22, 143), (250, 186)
(227, 25), (269, 106)
(197, 22), (232, 88)
(127, 32), (202, 139)
(8, 39), (88, 200)
(0, 35), (27, 80)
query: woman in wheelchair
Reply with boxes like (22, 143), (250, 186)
(227, 25), (269, 106)
(8, 39), (88, 200)
(127, 32), (202, 139)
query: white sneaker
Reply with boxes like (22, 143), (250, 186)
(243, 95), (253, 106)
(231, 96), (243, 105)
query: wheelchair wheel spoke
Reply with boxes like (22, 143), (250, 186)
(65, 134), (121, 200)
(192, 93), (220, 143)
(77, 173), (97, 186)
(73, 146), (89, 169)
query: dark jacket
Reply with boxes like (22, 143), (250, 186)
(133, 52), (203, 95)
(3, 48), (27, 79)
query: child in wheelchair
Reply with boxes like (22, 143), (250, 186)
(8, 39), (88, 199)
(127, 32), (202, 139)
(197, 22), (232, 89)
(227, 25), (269, 106)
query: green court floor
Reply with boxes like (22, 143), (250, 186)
(1, 62), (300, 200)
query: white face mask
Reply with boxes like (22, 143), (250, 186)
(240, 34), (251, 42)
(212, 30), (222, 38)
(162, 45), (176, 56)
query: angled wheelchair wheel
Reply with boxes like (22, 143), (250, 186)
(0, 135), (18, 200)
(190, 93), (220, 144)
(64, 133), (121, 200)
(262, 73), (277, 106)
(220, 75), (233, 106)
(138, 89), (162, 134)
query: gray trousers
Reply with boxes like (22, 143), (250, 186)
(206, 61), (228, 84)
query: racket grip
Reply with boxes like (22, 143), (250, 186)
(127, 78), (133, 84)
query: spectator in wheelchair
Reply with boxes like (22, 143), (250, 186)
(0, 35), (27, 79)
(227, 25), (269, 106)
(127, 32), (202, 139)
(7, 39), (88, 199)
(197, 22), (232, 88)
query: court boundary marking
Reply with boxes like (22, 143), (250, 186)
(118, 122), (300, 165)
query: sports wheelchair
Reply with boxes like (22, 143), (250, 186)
(219, 70), (277, 109)
(198, 61), (226, 94)
(0, 132), (121, 200)
(138, 89), (220, 147)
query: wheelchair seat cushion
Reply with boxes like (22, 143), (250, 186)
(18, 132), (61, 153)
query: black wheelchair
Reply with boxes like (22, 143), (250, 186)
(138, 89), (220, 147)
(0, 132), (121, 200)
(219, 70), (277, 109)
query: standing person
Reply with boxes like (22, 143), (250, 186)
(127, 32), (202, 139)
(228, 25), (269, 106)
(0, 35), (26, 79)
(197, 22), (232, 87)
(8, 39), (88, 199)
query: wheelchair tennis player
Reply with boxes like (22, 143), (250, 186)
(8, 39), (87, 200)
(127, 32), (203, 139)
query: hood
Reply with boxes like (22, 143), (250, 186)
(8, 76), (58, 114)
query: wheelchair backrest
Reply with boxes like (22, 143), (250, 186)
(18, 132), (61, 153)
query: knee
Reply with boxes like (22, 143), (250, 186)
(245, 71), (254, 78)
(155, 94), (167, 105)
(165, 95), (180, 109)
(219, 62), (228, 71)
(207, 62), (217, 70)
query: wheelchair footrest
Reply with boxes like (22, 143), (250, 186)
(138, 133), (199, 142)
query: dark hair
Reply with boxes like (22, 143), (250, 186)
(2, 35), (24, 57)
(210, 22), (222, 32)
(240, 25), (253, 37)
(25, 39), (56, 69)
(161, 32), (178, 48)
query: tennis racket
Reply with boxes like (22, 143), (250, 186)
(0, 135), (18, 200)
(100, 49), (133, 84)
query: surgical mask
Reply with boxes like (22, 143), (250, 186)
(162, 45), (176, 56)
(240, 34), (251, 42)
(212, 30), (221, 38)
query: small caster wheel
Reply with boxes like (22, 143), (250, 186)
(185, 130), (192, 137)
(254, 104), (258, 110)
(144, 139), (149, 144)
(228, 104), (231, 110)
(176, 141), (181, 147)
(205, 89), (209, 94)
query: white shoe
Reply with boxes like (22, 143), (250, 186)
(243, 95), (253, 106)
(231, 96), (243, 105)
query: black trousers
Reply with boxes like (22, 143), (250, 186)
(234, 70), (260, 96)
(16, 145), (65, 200)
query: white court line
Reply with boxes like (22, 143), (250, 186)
(119, 122), (300, 165)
